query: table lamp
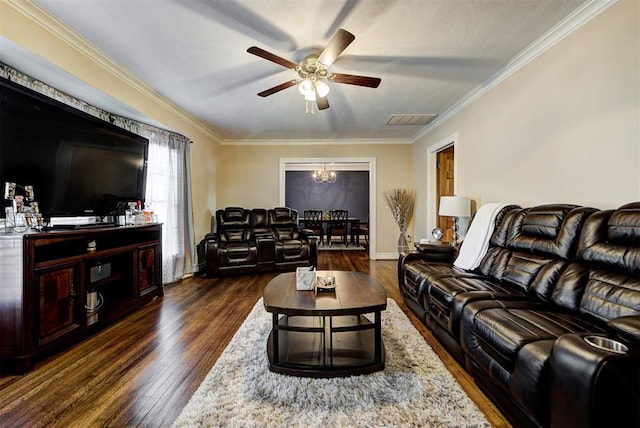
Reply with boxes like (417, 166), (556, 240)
(439, 196), (470, 246)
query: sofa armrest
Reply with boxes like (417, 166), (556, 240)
(397, 250), (459, 294)
(196, 234), (220, 276)
(449, 290), (531, 338)
(549, 333), (640, 427)
(202, 238), (222, 277)
(296, 229), (319, 265)
(414, 243), (459, 262)
(308, 237), (318, 268)
(196, 238), (207, 275)
(608, 315), (640, 341)
(460, 299), (548, 356)
(254, 231), (274, 239)
(255, 235), (276, 270)
(298, 228), (315, 240)
(398, 251), (427, 267)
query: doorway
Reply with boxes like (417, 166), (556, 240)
(436, 146), (455, 243)
(280, 158), (377, 260)
(426, 133), (458, 244)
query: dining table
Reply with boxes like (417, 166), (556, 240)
(299, 216), (362, 245)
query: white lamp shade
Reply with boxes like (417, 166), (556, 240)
(315, 81), (330, 97)
(439, 196), (470, 217)
(299, 79), (313, 95)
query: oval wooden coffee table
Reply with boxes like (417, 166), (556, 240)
(263, 271), (387, 378)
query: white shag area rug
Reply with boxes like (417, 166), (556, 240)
(173, 298), (489, 427)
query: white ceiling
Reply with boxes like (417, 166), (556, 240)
(4, 0), (591, 143)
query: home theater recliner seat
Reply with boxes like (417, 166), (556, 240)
(268, 207), (313, 270)
(398, 204), (520, 330)
(197, 206), (318, 276)
(398, 203), (640, 427)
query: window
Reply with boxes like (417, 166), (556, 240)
(145, 132), (195, 284)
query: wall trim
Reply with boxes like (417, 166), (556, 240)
(376, 253), (399, 260)
(223, 138), (411, 146)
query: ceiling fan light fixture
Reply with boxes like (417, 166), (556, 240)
(299, 78), (329, 100)
(247, 28), (380, 113)
(299, 79), (314, 96)
(315, 80), (330, 97)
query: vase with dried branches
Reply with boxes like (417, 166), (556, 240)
(383, 188), (415, 254)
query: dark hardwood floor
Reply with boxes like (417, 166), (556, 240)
(0, 250), (510, 427)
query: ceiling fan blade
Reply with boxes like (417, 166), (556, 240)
(330, 73), (381, 88)
(324, 0), (362, 39)
(247, 46), (297, 69)
(317, 29), (355, 68)
(316, 95), (330, 110)
(257, 80), (298, 97)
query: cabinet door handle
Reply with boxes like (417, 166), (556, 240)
(70, 287), (77, 299)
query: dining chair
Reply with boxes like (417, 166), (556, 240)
(353, 216), (369, 246)
(327, 209), (349, 247)
(303, 209), (324, 245)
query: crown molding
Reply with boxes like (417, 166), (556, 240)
(7, 0), (223, 143)
(221, 137), (412, 146)
(411, 0), (617, 143)
(6, 0), (616, 147)
(281, 157), (374, 171)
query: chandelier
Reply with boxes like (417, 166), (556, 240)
(312, 164), (337, 183)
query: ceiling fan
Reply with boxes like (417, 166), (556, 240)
(247, 29), (381, 112)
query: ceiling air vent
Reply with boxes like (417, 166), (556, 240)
(386, 114), (437, 126)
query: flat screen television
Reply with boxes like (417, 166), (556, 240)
(0, 77), (148, 223)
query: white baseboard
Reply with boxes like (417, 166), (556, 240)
(376, 252), (399, 260)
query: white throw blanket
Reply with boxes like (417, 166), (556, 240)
(453, 202), (512, 270)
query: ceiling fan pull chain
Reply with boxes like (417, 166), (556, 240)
(305, 100), (315, 114)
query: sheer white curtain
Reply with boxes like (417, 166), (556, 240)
(143, 131), (196, 284)
(1, 63), (197, 284)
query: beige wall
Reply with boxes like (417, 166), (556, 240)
(5, 1), (637, 256)
(0, 1), (416, 254)
(0, 1), (221, 241)
(190, 139), (219, 239)
(412, 0), (640, 240)
(217, 143), (412, 256)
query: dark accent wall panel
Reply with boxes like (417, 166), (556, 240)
(285, 171), (369, 221)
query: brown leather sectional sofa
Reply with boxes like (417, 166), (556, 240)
(398, 203), (640, 427)
(197, 207), (318, 276)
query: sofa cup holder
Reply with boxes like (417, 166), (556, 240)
(584, 335), (629, 354)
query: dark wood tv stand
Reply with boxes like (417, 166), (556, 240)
(0, 224), (163, 373)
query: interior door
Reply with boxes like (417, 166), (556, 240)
(436, 146), (455, 243)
